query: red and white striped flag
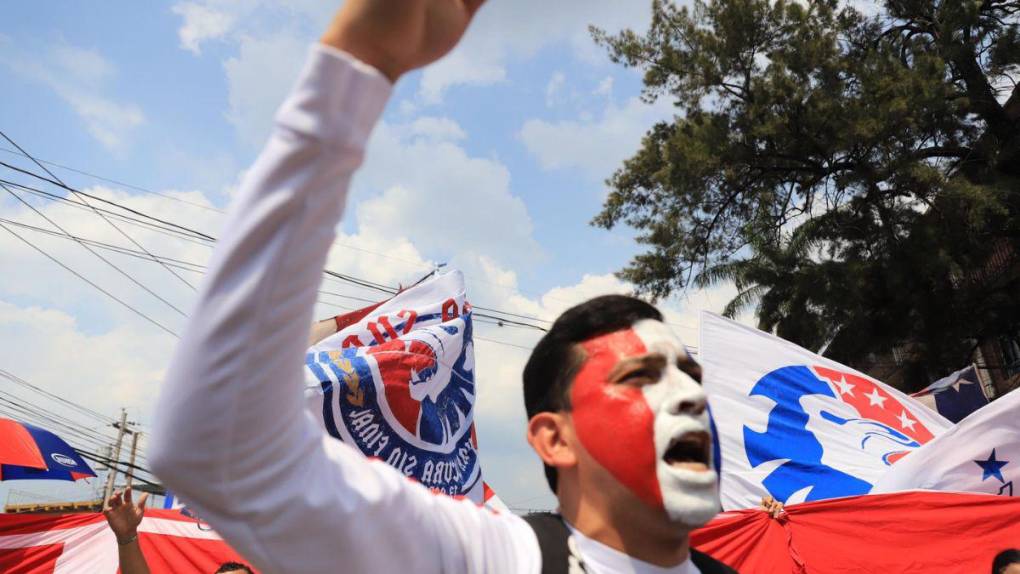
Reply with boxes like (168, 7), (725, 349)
(0, 509), (250, 573)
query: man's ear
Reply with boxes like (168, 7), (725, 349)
(527, 412), (578, 471)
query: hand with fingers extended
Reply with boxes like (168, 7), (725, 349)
(104, 487), (149, 544)
(104, 487), (152, 574)
(104, 485), (148, 542)
(321, 0), (486, 82)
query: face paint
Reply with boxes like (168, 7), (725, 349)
(572, 328), (661, 508)
(570, 319), (720, 526)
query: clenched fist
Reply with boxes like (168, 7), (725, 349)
(322, 0), (486, 83)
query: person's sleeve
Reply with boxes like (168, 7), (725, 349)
(148, 45), (540, 574)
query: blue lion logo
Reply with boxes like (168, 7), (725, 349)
(744, 365), (918, 504)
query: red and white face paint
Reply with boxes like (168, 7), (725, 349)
(570, 319), (720, 526)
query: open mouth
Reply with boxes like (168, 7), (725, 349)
(663, 431), (711, 470)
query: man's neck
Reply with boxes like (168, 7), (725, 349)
(560, 496), (691, 568)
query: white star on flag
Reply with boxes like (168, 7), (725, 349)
(897, 410), (917, 430)
(865, 388), (887, 408)
(833, 375), (855, 397)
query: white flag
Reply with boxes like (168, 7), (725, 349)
(872, 388), (1019, 497)
(700, 312), (951, 510)
(304, 271), (486, 502)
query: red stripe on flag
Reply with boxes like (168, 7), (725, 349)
(0, 512), (104, 534)
(139, 533), (248, 573)
(0, 510), (256, 573)
(0, 544), (64, 574)
(692, 491), (1020, 573)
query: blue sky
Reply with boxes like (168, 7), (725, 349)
(0, 1), (739, 511)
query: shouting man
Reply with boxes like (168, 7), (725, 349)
(150, 1), (735, 572)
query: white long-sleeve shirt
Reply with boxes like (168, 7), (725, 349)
(150, 44), (700, 574)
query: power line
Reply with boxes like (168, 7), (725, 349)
(0, 152), (664, 323)
(0, 380), (158, 485)
(0, 385), (123, 449)
(474, 335), (534, 351)
(0, 368), (115, 424)
(0, 178), (220, 246)
(0, 162), (216, 241)
(0, 218), (179, 338)
(1, 182), (188, 317)
(0, 153), (699, 335)
(0, 395), (147, 472)
(0, 217), (208, 272)
(0, 131), (197, 292)
(78, 451), (160, 489)
(3, 217), (543, 353)
(0, 146), (224, 213)
(2, 165), (553, 332)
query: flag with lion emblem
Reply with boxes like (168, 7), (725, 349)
(305, 270), (501, 507)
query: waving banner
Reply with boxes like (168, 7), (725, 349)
(305, 271), (487, 502)
(700, 312), (951, 510)
(910, 364), (989, 423)
(873, 387), (1019, 497)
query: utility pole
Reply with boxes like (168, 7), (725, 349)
(102, 409), (128, 503)
(125, 431), (141, 491)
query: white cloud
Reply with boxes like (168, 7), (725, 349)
(593, 75), (614, 98)
(0, 300), (173, 504)
(50, 43), (115, 83)
(408, 116), (467, 142)
(222, 32), (308, 148)
(415, 0), (653, 103)
(172, 1), (237, 54)
(65, 94), (146, 151)
(169, 0), (653, 106)
(417, 49), (507, 105)
(520, 95), (674, 180)
(545, 71), (566, 108)
(0, 41), (145, 152)
(0, 302), (170, 418)
(355, 118), (542, 269)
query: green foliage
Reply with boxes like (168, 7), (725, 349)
(594, 0), (1020, 385)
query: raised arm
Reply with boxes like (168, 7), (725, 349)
(150, 2), (536, 573)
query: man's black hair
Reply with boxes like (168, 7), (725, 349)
(523, 294), (662, 492)
(993, 549), (1020, 574)
(215, 562), (254, 574)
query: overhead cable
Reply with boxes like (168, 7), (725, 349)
(0, 218), (179, 338)
(0, 131), (197, 291)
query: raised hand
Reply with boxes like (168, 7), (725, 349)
(103, 487), (149, 543)
(321, 0), (486, 82)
